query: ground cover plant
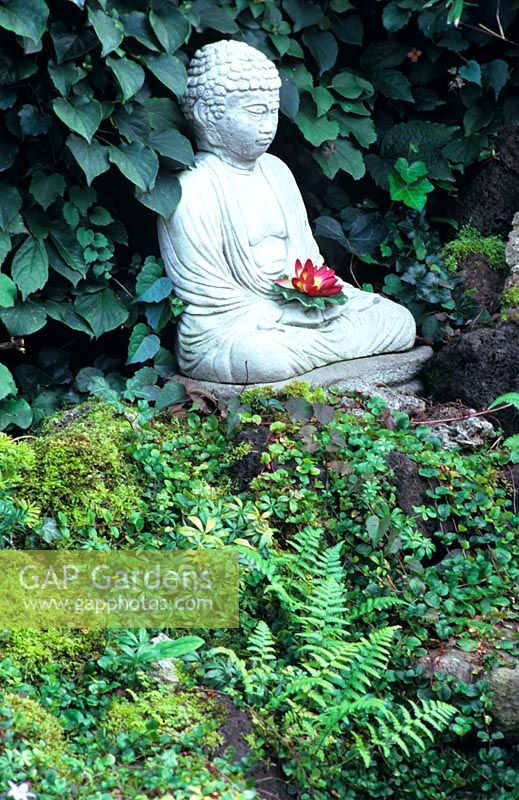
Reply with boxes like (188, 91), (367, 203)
(0, 390), (517, 798)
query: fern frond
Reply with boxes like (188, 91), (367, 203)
(350, 595), (406, 620)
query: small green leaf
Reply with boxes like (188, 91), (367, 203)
(382, 3), (411, 32)
(0, 0), (49, 44)
(309, 86), (334, 116)
(482, 59), (508, 99)
(53, 97), (102, 143)
(0, 364), (17, 401)
(109, 142), (158, 191)
(332, 71), (374, 99)
(136, 276), (173, 304)
(283, 0), (322, 31)
(337, 115), (376, 147)
(459, 60), (481, 86)
(11, 235), (49, 300)
(67, 135), (110, 185)
(87, 7), (124, 57)
(107, 56), (145, 102)
(74, 287), (129, 338)
(149, 7), (190, 53)
(136, 172), (181, 219)
(394, 158), (428, 182)
(29, 172), (66, 210)
(314, 138), (365, 180)
(0, 300), (47, 335)
(143, 53), (187, 99)
(388, 172), (434, 211)
(48, 60), (86, 95)
(135, 257), (164, 297)
(0, 397), (32, 430)
(155, 381), (188, 410)
(295, 102), (339, 147)
(0, 274), (16, 308)
(148, 129), (194, 165)
(0, 184), (22, 231)
(127, 331), (160, 364)
(302, 30), (338, 75)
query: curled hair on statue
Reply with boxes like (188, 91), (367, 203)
(181, 39), (281, 128)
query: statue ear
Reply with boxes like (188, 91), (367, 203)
(192, 100), (220, 146)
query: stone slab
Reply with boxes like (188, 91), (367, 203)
(171, 346), (433, 402)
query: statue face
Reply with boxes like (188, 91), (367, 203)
(210, 88), (279, 163)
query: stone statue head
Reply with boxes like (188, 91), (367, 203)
(182, 40), (282, 167)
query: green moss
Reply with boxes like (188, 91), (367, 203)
(442, 225), (507, 272)
(500, 286), (519, 322)
(105, 688), (224, 750)
(4, 692), (68, 761)
(0, 629), (106, 679)
(241, 380), (330, 410)
(12, 401), (144, 525)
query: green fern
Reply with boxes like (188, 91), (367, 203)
(219, 527), (456, 787)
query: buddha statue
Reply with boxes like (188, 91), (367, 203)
(158, 40), (416, 384)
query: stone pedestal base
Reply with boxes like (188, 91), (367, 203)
(171, 346), (433, 402)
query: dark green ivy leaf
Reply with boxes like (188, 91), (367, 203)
(67, 135), (110, 185)
(109, 142), (158, 191)
(29, 172), (66, 210)
(148, 129), (194, 165)
(74, 287), (129, 338)
(136, 172), (181, 219)
(0, 299), (47, 335)
(0, 0), (49, 44)
(53, 97), (102, 143)
(107, 56), (145, 102)
(302, 30), (338, 75)
(314, 138), (365, 179)
(0, 274), (16, 308)
(149, 7), (190, 53)
(143, 53), (187, 99)
(11, 235), (49, 300)
(0, 185), (21, 231)
(87, 7), (124, 57)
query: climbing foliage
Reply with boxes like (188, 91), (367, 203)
(0, 0), (518, 427)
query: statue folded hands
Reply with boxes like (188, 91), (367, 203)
(158, 40), (416, 384)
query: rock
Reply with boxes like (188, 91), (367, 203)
(420, 648), (481, 684)
(148, 634), (180, 687)
(456, 252), (507, 317)
(170, 346), (433, 403)
(457, 123), (519, 237)
(429, 415), (497, 449)
(424, 325), (519, 435)
(487, 666), (519, 737)
(348, 382), (427, 416)
(505, 211), (519, 268)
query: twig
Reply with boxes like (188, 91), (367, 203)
(410, 402), (512, 427)
(0, 338), (25, 352)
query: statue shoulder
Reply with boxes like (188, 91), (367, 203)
(260, 152), (296, 179)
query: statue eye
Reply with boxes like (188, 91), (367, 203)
(246, 105), (267, 115)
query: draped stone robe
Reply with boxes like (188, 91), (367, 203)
(158, 152), (416, 383)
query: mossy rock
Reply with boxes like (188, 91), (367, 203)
(0, 628), (106, 679)
(501, 286), (519, 323)
(10, 401), (145, 526)
(2, 692), (68, 765)
(442, 225), (507, 273)
(105, 687), (224, 751)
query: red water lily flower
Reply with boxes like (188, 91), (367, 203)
(276, 259), (343, 297)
